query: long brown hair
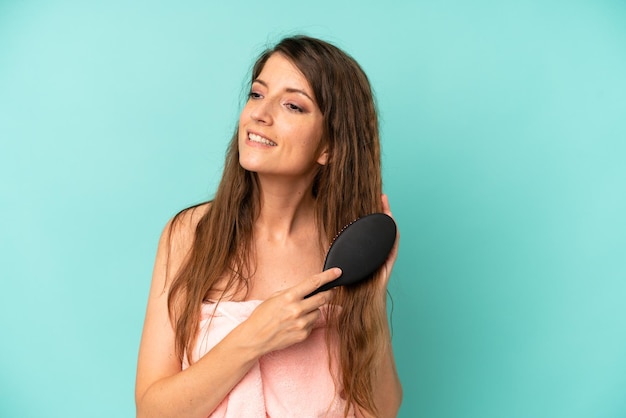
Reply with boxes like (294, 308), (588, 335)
(168, 35), (387, 417)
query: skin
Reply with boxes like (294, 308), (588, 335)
(238, 53), (329, 207)
(370, 194), (403, 418)
(135, 53), (401, 418)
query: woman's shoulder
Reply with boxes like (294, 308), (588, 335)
(167, 202), (211, 237)
(157, 202), (211, 270)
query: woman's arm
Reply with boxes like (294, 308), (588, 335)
(136, 208), (243, 418)
(362, 309), (403, 418)
(135, 209), (340, 418)
(355, 335), (402, 418)
(353, 301), (403, 418)
(355, 195), (403, 417)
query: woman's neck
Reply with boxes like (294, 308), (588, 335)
(254, 175), (318, 244)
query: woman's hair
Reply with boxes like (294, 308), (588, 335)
(167, 35), (387, 417)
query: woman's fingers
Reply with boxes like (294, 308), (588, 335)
(382, 193), (399, 258)
(382, 193), (392, 216)
(292, 267), (342, 300)
(381, 194), (400, 287)
(244, 269), (341, 354)
(381, 194), (399, 258)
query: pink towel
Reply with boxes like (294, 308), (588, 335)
(183, 300), (353, 418)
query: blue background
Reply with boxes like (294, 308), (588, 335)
(1, 1), (625, 417)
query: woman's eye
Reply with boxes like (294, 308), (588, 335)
(286, 103), (303, 113)
(248, 91), (262, 99)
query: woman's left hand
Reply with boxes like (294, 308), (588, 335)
(380, 194), (399, 291)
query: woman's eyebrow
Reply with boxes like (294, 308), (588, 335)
(253, 79), (315, 103)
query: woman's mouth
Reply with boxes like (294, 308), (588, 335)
(248, 132), (277, 146)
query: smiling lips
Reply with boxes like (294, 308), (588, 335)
(248, 132), (277, 147)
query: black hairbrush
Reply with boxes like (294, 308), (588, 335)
(306, 213), (397, 298)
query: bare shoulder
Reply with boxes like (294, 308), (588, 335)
(166, 202), (211, 246)
(156, 202), (212, 287)
(136, 202), (211, 404)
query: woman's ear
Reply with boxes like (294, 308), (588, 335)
(317, 144), (329, 166)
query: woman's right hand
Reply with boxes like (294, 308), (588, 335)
(136, 211), (341, 418)
(236, 267), (342, 355)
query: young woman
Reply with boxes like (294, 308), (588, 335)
(136, 35), (402, 418)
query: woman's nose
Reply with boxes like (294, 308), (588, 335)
(250, 99), (274, 125)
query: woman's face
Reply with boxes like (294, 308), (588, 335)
(238, 53), (327, 181)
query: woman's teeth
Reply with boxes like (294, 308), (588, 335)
(248, 133), (277, 146)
